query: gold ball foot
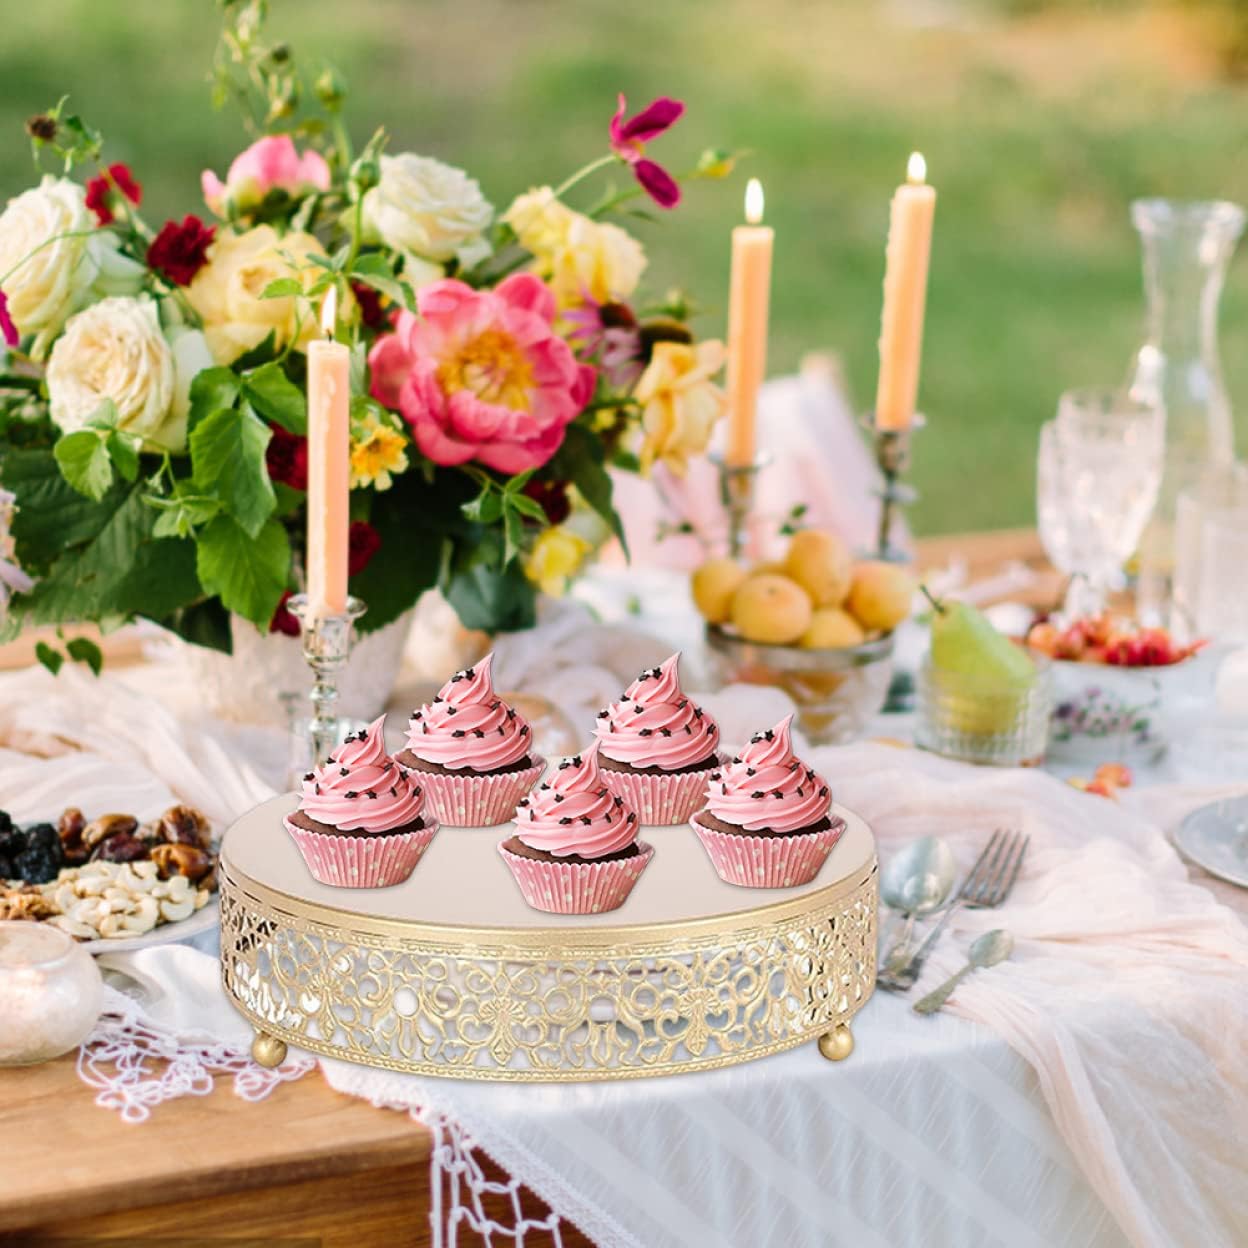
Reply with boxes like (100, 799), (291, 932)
(251, 1030), (287, 1068)
(818, 1023), (854, 1062)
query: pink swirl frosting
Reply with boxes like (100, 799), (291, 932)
(703, 715), (832, 833)
(405, 653), (531, 770)
(514, 743), (639, 858)
(594, 653), (719, 770)
(298, 716), (426, 832)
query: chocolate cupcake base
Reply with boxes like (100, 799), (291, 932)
(286, 809), (427, 838)
(598, 752), (719, 778)
(500, 836), (642, 866)
(693, 811), (834, 839)
(395, 750), (534, 778)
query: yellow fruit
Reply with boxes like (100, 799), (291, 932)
(691, 558), (748, 624)
(799, 607), (866, 650)
(846, 561), (915, 633)
(784, 529), (853, 607)
(730, 574), (813, 645)
(750, 560), (788, 577)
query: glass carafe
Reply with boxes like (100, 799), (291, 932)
(1127, 198), (1245, 622)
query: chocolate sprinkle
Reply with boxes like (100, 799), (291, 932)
(452, 729), (466, 738)
(345, 790), (358, 799)
(340, 767), (350, 776)
(366, 790), (378, 799)
(559, 817), (573, 825)
(303, 772), (314, 782)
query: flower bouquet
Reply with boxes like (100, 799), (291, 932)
(0, 0), (733, 674)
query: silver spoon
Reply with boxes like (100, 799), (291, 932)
(879, 837), (956, 973)
(913, 929), (1014, 1015)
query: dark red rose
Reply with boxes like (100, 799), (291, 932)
(522, 478), (571, 526)
(265, 424), (308, 491)
(84, 163), (142, 225)
(348, 521), (382, 577)
(147, 215), (215, 286)
(269, 590), (301, 637)
(351, 282), (386, 330)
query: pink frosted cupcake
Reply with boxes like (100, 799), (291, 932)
(593, 653), (723, 825)
(499, 743), (653, 914)
(396, 653), (545, 826)
(691, 714), (846, 888)
(284, 716), (437, 888)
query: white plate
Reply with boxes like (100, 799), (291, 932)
(79, 895), (219, 954)
(1174, 796), (1248, 889)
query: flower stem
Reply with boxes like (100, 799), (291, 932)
(553, 153), (617, 201)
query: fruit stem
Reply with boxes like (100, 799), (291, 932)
(919, 584), (946, 615)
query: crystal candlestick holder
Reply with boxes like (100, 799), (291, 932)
(284, 594), (368, 768)
(712, 452), (771, 559)
(862, 413), (924, 563)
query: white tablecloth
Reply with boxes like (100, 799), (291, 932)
(1, 611), (1246, 1248)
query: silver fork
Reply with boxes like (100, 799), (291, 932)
(877, 828), (1028, 992)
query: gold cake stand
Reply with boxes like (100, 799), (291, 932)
(219, 795), (877, 1081)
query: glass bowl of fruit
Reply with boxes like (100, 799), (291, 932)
(1025, 613), (1210, 764)
(916, 594), (1053, 766)
(695, 530), (914, 745)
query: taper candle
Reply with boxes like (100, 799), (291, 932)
(874, 152), (936, 432)
(306, 288), (351, 615)
(725, 178), (774, 467)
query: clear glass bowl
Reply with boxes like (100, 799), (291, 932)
(704, 626), (894, 745)
(915, 652), (1053, 766)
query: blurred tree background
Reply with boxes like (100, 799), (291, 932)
(3, 0), (1248, 534)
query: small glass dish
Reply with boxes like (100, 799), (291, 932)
(704, 626), (894, 745)
(915, 651), (1053, 766)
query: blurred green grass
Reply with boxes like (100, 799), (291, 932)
(3, 0), (1248, 535)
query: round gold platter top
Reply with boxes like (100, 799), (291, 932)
(221, 794), (877, 950)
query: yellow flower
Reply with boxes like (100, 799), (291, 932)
(524, 525), (592, 597)
(503, 187), (646, 309)
(185, 225), (329, 365)
(350, 410), (409, 490)
(635, 340), (728, 476)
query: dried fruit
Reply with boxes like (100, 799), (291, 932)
(58, 808), (89, 864)
(156, 805), (212, 849)
(92, 832), (150, 863)
(150, 842), (213, 882)
(82, 814), (139, 851)
(13, 843), (63, 884)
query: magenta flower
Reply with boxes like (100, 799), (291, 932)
(564, 294), (644, 390)
(368, 273), (596, 474)
(609, 94), (685, 209)
(0, 290), (17, 349)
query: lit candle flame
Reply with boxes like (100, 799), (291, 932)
(744, 178), (765, 225)
(320, 287), (338, 339)
(906, 152), (927, 185)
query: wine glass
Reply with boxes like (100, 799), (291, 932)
(1037, 388), (1163, 621)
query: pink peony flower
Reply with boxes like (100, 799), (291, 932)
(368, 273), (596, 474)
(609, 95), (685, 209)
(201, 136), (331, 218)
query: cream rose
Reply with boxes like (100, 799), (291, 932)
(635, 339), (727, 476)
(358, 153), (493, 270)
(503, 186), (645, 309)
(0, 176), (144, 355)
(185, 225), (328, 365)
(46, 297), (209, 453)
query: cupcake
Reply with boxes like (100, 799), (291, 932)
(499, 743), (654, 914)
(691, 713), (846, 888)
(284, 716), (437, 888)
(396, 653), (546, 826)
(593, 653), (723, 825)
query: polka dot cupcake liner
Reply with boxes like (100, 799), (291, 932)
(284, 815), (439, 889)
(599, 754), (725, 827)
(690, 813), (846, 889)
(498, 841), (655, 914)
(415, 756), (547, 827)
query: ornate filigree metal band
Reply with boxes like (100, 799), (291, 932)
(219, 858), (877, 1081)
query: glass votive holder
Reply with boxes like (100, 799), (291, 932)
(915, 652), (1053, 766)
(0, 922), (104, 1066)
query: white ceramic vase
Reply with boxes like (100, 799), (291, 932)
(181, 609), (416, 727)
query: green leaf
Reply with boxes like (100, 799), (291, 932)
(462, 489), (503, 525)
(188, 368), (241, 433)
(53, 430), (113, 501)
(546, 424), (627, 554)
(507, 493), (548, 523)
(147, 485), (223, 539)
(195, 515), (290, 629)
(66, 636), (103, 676)
(106, 431), (140, 482)
(243, 362), (307, 434)
(260, 277), (304, 299)
(85, 398), (120, 431)
(232, 331), (279, 372)
(190, 406), (276, 539)
(272, 481), (304, 517)
(443, 559), (536, 633)
(0, 448), (127, 571)
(34, 641), (63, 675)
(502, 508), (524, 565)
(162, 599), (233, 655)
(350, 251), (416, 311)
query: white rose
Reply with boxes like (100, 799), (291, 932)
(359, 154), (493, 269)
(46, 297), (205, 453)
(0, 177), (144, 356)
